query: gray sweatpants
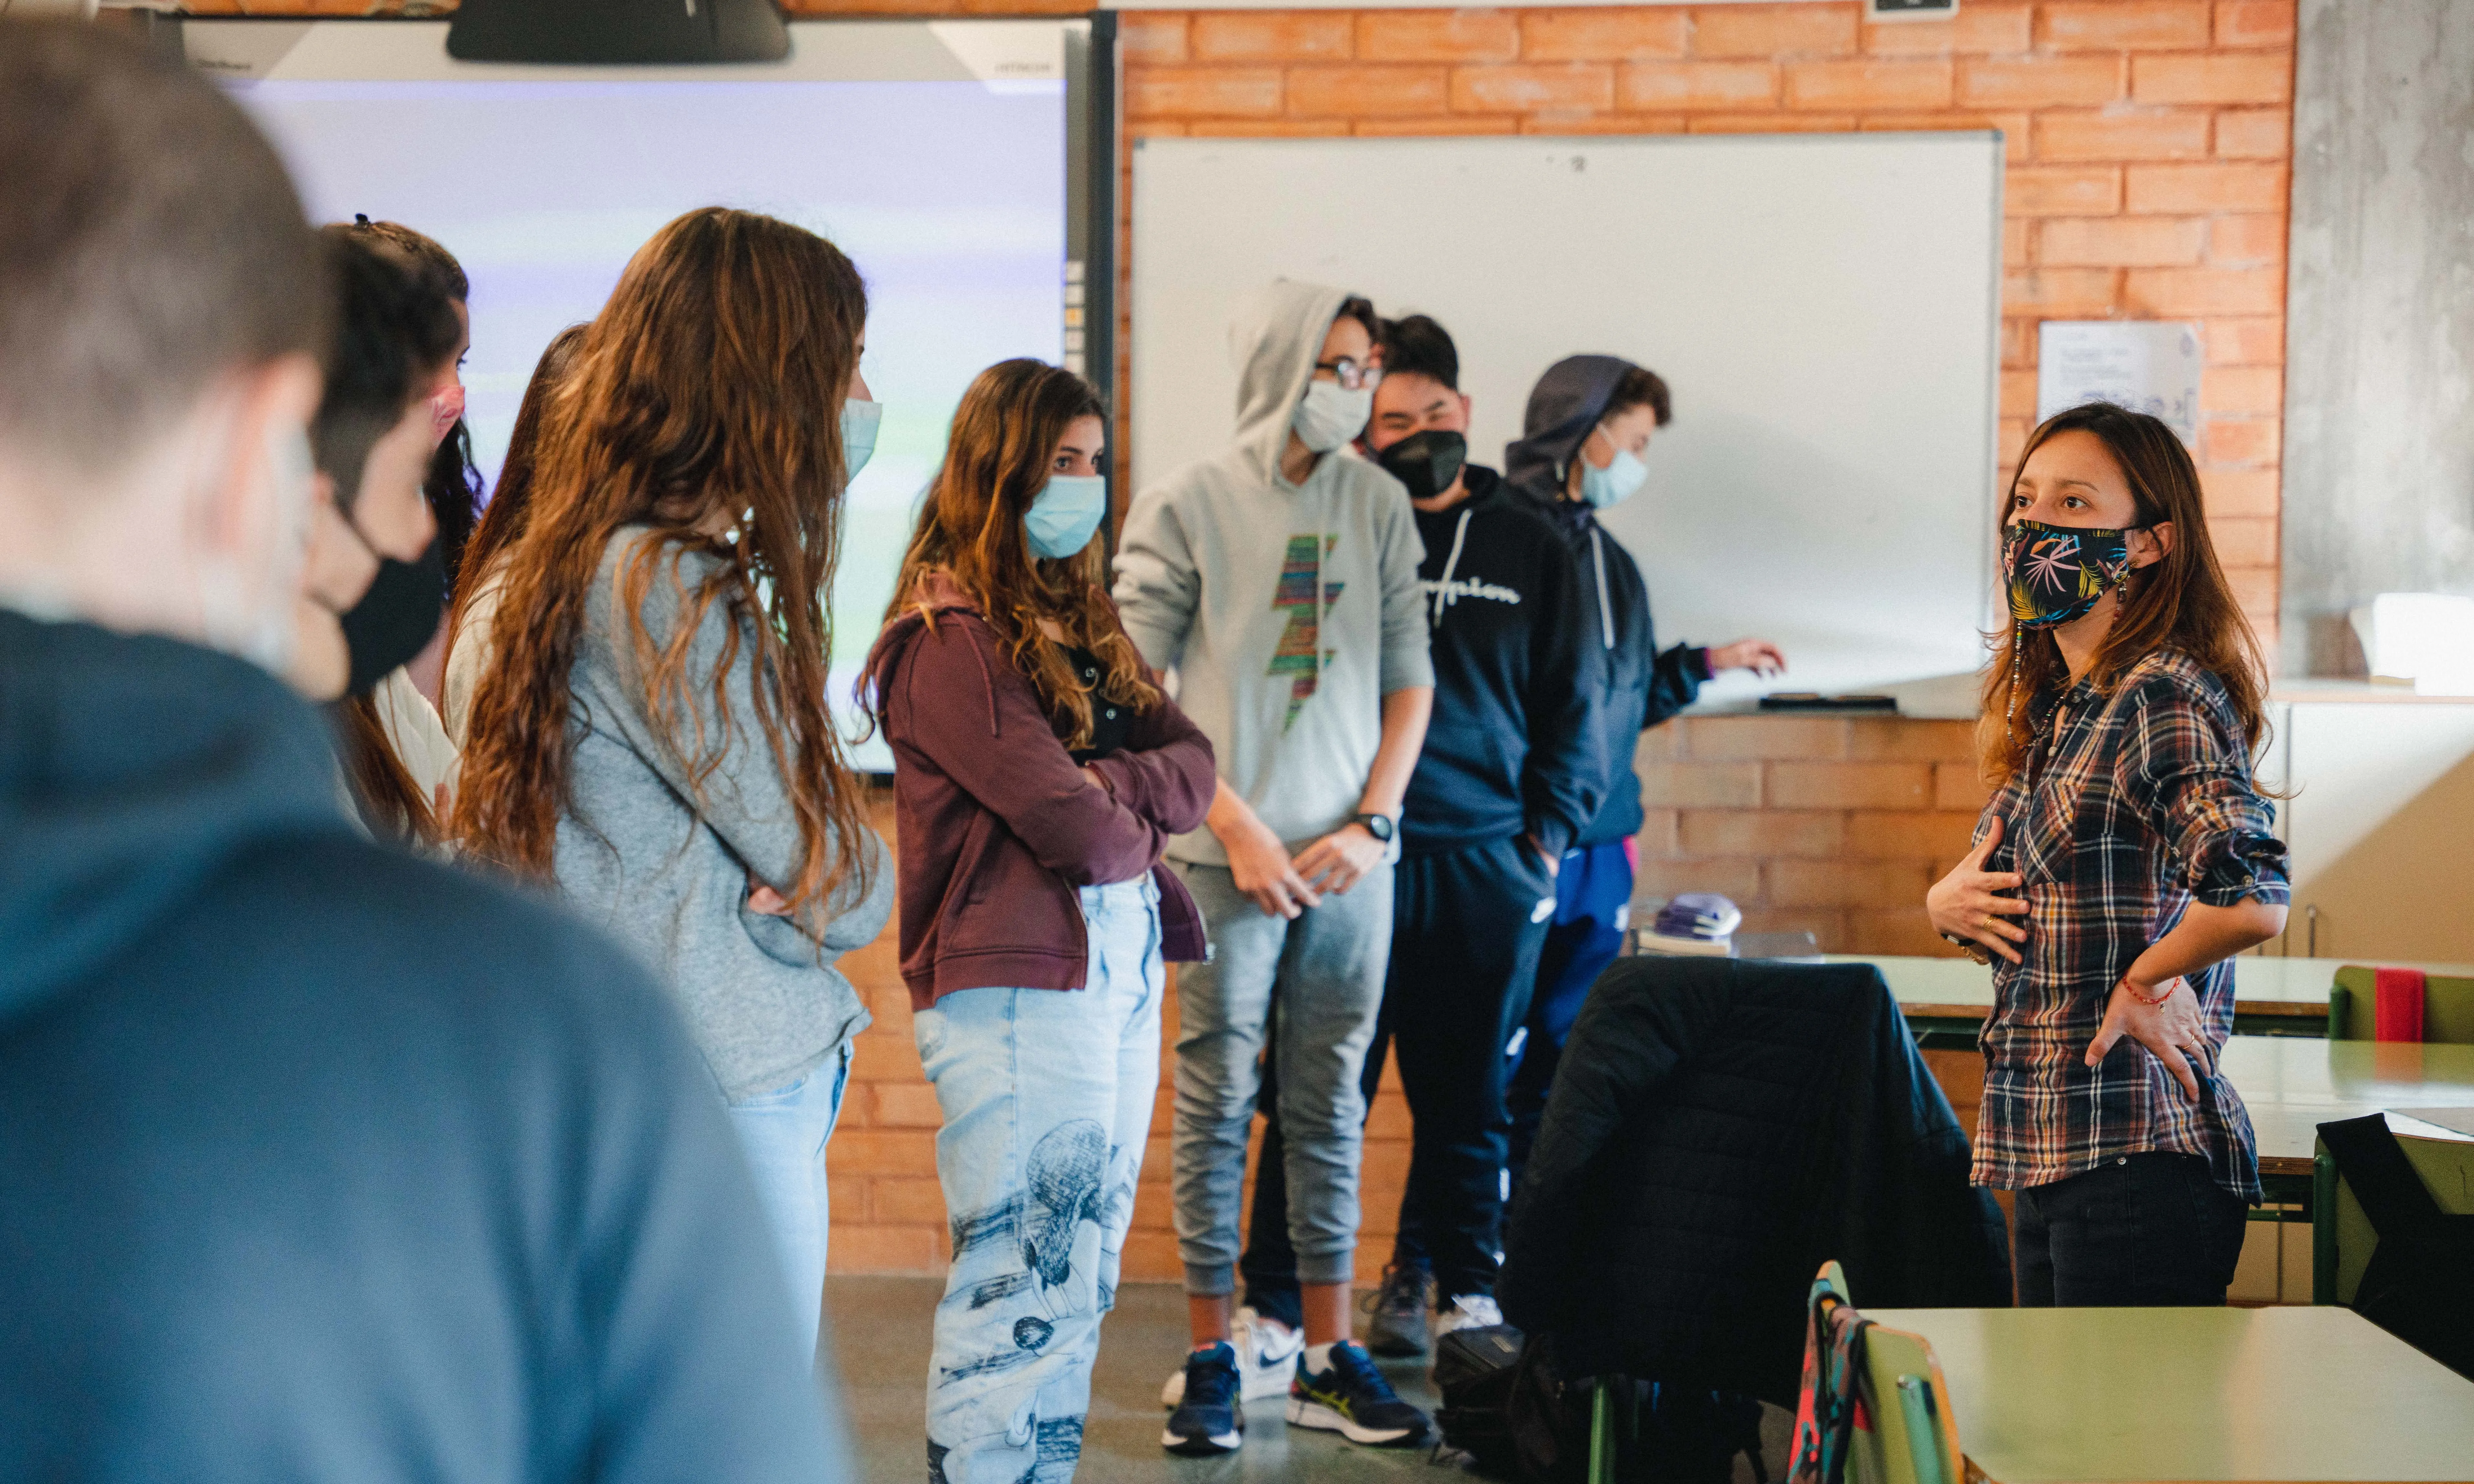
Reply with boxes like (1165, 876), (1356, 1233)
(1170, 859), (1393, 1296)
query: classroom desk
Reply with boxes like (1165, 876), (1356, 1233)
(2218, 1035), (2474, 1181)
(1862, 1306), (2474, 1484)
(1823, 954), (2474, 1040)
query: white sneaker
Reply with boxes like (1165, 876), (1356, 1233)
(1238, 1310), (1305, 1400)
(1429, 1293), (1504, 1342)
(1161, 1307), (1304, 1407)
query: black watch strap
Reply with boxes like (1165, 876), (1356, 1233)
(1349, 812), (1396, 843)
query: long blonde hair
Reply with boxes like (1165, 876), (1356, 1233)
(455, 208), (873, 914)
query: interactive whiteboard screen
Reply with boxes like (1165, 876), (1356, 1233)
(1133, 133), (2003, 715)
(191, 18), (1092, 767)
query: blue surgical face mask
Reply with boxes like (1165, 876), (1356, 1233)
(840, 398), (882, 481)
(1024, 473), (1108, 560)
(1577, 426), (1649, 510)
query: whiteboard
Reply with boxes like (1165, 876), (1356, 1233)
(1130, 133), (2003, 714)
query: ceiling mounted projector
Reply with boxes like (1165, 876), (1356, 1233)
(447, 0), (789, 65)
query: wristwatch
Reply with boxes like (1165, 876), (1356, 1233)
(1348, 812), (1397, 843)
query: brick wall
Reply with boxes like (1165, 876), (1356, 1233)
(1635, 714), (1987, 955)
(1119, 1), (2295, 646)
(201, 0), (2297, 1278)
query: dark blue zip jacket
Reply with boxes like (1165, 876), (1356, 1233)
(1400, 464), (1606, 858)
(1505, 355), (1709, 848)
(0, 610), (848, 1482)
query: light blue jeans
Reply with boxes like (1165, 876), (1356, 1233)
(914, 877), (1164, 1484)
(725, 1037), (853, 1373)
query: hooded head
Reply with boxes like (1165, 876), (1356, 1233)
(1225, 279), (1378, 485)
(1503, 355), (1636, 508)
(0, 616), (350, 1021)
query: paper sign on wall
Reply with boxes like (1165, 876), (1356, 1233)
(2036, 321), (2202, 446)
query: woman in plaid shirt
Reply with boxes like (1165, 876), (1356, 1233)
(1926, 402), (2290, 1307)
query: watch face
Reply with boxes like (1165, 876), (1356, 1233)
(1358, 814), (1394, 842)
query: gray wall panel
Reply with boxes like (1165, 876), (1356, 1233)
(2283, 0), (2474, 674)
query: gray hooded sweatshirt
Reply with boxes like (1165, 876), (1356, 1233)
(1113, 279), (1433, 866)
(556, 529), (892, 1102)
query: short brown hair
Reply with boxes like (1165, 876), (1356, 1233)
(0, 21), (324, 472)
(309, 226), (462, 513)
(1606, 366), (1672, 427)
(1335, 294), (1380, 345)
(346, 216), (468, 302)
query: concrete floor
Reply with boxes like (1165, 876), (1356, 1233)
(826, 1276), (1792, 1483)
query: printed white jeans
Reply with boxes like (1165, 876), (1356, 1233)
(915, 877), (1164, 1484)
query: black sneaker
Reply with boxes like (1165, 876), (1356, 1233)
(1363, 1264), (1431, 1358)
(1286, 1340), (1433, 1448)
(1162, 1341), (1244, 1456)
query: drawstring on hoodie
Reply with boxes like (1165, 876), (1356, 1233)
(1588, 528), (1615, 651)
(1432, 508), (1473, 628)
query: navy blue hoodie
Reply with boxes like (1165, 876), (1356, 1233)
(1505, 356), (1709, 848)
(0, 610), (847, 1482)
(1400, 464), (1606, 858)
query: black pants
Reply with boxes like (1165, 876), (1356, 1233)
(1242, 837), (1555, 1311)
(2014, 1152), (2252, 1307)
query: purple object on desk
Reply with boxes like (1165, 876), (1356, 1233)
(1654, 893), (1742, 941)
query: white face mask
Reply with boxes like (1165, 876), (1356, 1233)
(195, 419), (314, 674)
(1292, 379), (1372, 455)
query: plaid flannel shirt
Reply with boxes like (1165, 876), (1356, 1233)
(1972, 648), (2288, 1202)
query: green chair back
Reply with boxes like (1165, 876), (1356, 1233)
(2311, 1126), (2474, 1304)
(2327, 966), (2474, 1043)
(1786, 1262), (1966, 1484)
(1850, 1326), (1964, 1484)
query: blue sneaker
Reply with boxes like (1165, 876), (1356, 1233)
(1162, 1341), (1244, 1456)
(1287, 1339), (1431, 1447)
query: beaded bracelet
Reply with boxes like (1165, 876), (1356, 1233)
(2126, 977), (2178, 1006)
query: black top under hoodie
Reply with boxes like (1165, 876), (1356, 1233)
(1505, 356), (1710, 848)
(0, 611), (846, 1482)
(1400, 464), (1605, 859)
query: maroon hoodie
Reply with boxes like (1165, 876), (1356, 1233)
(865, 573), (1213, 1008)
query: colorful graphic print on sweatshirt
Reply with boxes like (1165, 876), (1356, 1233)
(1270, 534), (1342, 731)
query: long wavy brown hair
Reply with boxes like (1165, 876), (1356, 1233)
(1978, 401), (2271, 786)
(340, 697), (437, 845)
(455, 208), (873, 915)
(880, 358), (1157, 746)
(448, 321), (585, 657)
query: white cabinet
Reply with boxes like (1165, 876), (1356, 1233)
(2257, 696), (2474, 962)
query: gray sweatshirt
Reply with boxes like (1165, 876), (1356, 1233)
(556, 528), (891, 1101)
(1113, 279), (1433, 865)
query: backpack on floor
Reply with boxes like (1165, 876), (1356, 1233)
(1434, 1322), (1529, 1475)
(1488, 1329), (1767, 1484)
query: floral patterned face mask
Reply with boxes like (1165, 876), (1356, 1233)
(2002, 518), (2136, 630)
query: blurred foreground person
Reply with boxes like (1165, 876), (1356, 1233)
(0, 23), (850, 1481)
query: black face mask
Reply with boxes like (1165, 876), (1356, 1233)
(339, 536), (445, 698)
(1374, 429), (1468, 502)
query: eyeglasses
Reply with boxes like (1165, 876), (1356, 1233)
(1314, 357), (1382, 392)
